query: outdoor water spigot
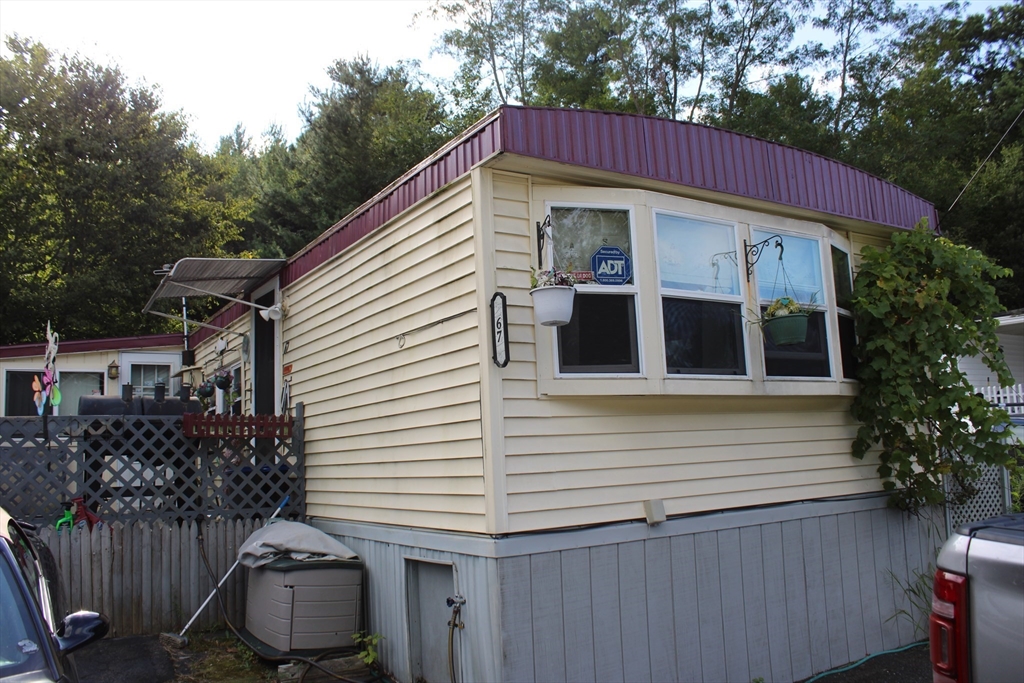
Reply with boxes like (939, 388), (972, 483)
(446, 595), (466, 608)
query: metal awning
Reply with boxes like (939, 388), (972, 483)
(143, 258), (285, 313)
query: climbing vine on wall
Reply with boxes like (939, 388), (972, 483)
(851, 222), (1020, 513)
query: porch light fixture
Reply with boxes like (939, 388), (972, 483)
(107, 360), (120, 380)
(259, 303), (286, 322)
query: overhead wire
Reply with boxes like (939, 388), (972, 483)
(946, 104), (1024, 215)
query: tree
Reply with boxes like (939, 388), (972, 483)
(714, 74), (840, 156)
(851, 223), (1019, 513)
(534, 2), (624, 110)
(0, 38), (241, 344)
(280, 57), (452, 245)
(813, 0), (905, 136)
(425, 0), (551, 105)
(710, 0), (811, 120)
(843, 2), (1024, 308)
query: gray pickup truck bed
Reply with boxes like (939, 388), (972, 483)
(934, 514), (1024, 683)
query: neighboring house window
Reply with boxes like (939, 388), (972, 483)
(752, 228), (831, 378)
(57, 372), (104, 415)
(831, 244), (857, 379)
(130, 363), (170, 398)
(551, 205), (640, 374)
(4, 371), (48, 416)
(655, 211), (746, 376)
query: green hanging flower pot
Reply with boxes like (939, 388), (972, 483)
(763, 312), (809, 346)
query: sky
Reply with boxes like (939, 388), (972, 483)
(1, 0), (1003, 154)
(0, 0), (457, 152)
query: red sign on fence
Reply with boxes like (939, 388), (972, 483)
(182, 413), (293, 439)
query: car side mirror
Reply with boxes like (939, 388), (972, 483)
(56, 611), (109, 654)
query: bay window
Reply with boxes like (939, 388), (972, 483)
(533, 187), (861, 395)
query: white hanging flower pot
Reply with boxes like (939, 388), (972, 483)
(530, 285), (576, 326)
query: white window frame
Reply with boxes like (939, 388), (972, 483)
(750, 226), (835, 382)
(653, 208), (752, 380)
(120, 352), (181, 397)
(828, 231), (858, 383)
(544, 200), (645, 379)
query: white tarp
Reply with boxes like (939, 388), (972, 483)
(237, 521), (358, 568)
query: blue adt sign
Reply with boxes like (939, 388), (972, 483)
(591, 246), (632, 286)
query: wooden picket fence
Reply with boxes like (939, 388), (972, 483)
(37, 518), (259, 636)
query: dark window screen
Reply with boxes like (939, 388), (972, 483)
(557, 293), (639, 373)
(838, 313), (857, 379)
(763, 310), (831, 378)
(253, 291), (276, 415)
(663, 298), (745, 375)
(5, 371), (49, 416)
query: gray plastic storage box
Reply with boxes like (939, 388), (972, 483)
(245, 557), (363, 653)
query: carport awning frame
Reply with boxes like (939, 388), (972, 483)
(143, 258), (285, 314)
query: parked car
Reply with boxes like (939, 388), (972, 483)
(1, 507), (109, 682)
(931, 512), (1024, 683)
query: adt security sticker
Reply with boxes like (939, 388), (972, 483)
(591, 246), (632, 286)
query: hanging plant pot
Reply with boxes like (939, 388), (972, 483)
(762, 312), (809, 346)
(195, 382), (215, 399)
(214, 375), (232, 391)
(530, 285), (576, 326)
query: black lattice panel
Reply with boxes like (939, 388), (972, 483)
(198, 435), (304, 517)
(0, 406), (305, 524)
(0, 417), (83, 521)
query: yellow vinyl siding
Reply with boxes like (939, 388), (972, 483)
(284, 178), (487, 532)
(488, 169), (890, 533)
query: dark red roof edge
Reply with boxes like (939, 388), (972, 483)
(1, 333), (183, 359)
(190, 106), (937, 345)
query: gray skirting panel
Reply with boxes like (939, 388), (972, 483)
(316, 494), (944, 683)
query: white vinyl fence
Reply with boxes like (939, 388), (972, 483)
(37, 518), (256, 636)
(982, 383), (1024, 416)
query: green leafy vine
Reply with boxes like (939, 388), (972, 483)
(851, 222), (1021, 513)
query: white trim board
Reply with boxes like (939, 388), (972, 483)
(313, 492), (895, 559)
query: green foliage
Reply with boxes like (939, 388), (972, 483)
(1010, 447), (1024, 514)
(0, 38), (242, 344)
(293, 56), (451, 243)
(351, 631), (383, 667)
(850, 222), (1020, 513)
(886, 565), (934, 639)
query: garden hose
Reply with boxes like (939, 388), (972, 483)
(803, 640), (928, 682)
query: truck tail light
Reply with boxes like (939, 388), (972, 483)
(931, 569), (970, 683)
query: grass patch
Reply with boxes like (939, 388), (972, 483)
(176, 630), (277, 683)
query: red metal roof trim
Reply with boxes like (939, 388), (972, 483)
(1, 333), (183, 359)
(499, 107), (938, 230)
(282, 115), (502, 287)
